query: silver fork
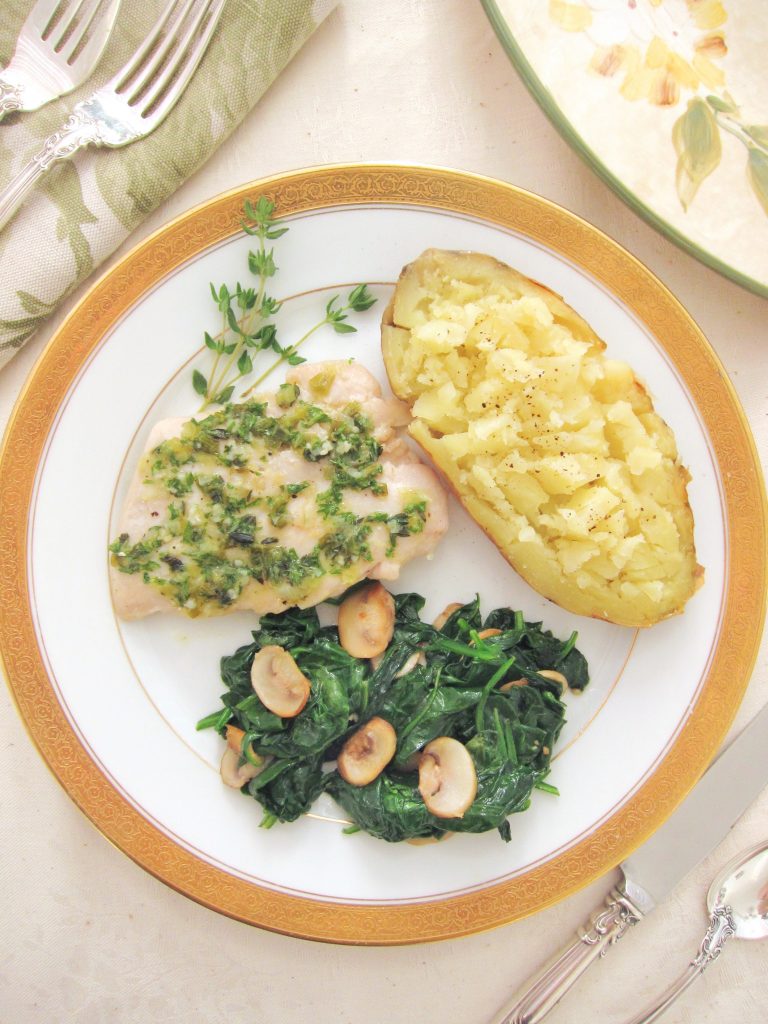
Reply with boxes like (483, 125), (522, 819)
(0, 0), (225, 232)
(0, 0), (122, 120)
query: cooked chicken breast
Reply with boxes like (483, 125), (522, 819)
(110, 361), (448, 619)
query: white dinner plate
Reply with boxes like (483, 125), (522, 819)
(1, 165), (764, 944)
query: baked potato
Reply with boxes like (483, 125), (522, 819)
(381, 249), (703, 627)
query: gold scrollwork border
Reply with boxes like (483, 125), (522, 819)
(0, 164), (765, 944)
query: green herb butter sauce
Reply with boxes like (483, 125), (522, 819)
(109, 388), (428, 616)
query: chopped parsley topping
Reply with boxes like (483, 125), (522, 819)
(109, 385), (429, 615)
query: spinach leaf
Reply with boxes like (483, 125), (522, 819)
(451, 756), (538, 839)
(449, 696), (562, 840)
(284, 665), (350, 754)
(234, 694), (287, 736)
(558, 646), (589, 691)
(248, 754), (327, 823)
(294, 637), (369, 717)
(252, 606), (324, 650)
(368, 662), (432, 727)
(366, 591), (426, 706)
(327, 773), (441, 843)
(392, 685), (481, 769)
(437, 596), (482, 640)
(520, 621), (587, 682)
(220, 639), (258, 697)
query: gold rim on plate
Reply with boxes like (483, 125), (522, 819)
(0, 164), (765, 944)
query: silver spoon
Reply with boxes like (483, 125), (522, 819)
(625, 839), (768, 1024)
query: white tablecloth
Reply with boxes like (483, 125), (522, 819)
(1, 3), (765, 1022)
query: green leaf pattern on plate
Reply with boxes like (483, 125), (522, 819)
(706, 94), (737, 115)
(673, 98), (722, 212)
(747, 148), (768, 215)
(0, 0), (337, 368)
(544, 5), (767, 225)
(746, 125), (768, 149)
(700, 98), (768, 219)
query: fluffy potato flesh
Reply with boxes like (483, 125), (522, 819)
(381, 249), (703, 627)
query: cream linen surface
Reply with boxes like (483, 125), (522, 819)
(0, 2), (766, 1022)
(0, 0), (336, 369)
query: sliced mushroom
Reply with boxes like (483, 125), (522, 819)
(250, 645), (310, 717)
(338, 582), (395, 659)
(220, 746), (262, 788)
(499, 677), (527, 692)
(475, 628), (502, 640)
(371, 649), (427, 677)
(397, 650), (427, 677)
(406, 832), (454, 846)
(431, 602), (463, 631)
(418, 736), (478, 819)
(225, 724), (263, 762)
(538, 669), (568, 690)
(226, 724), (246, 751)
(500, 670), (568, 693)
(337, 716), (397, 786)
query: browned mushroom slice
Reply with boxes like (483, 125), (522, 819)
(337, 582), (395, 659)
(499, 678), (527, 692)
(418, 736), (478, 819)
(538, 669), (568, 690)
(370, 649), (426, 677)
(337, 716), (397, 786)
(250, 645), (310, 718)
(220, 747), (262, 788)
(397, 650), (427, 676)
(225, 724), (250, 754)
(431, 602), (463, 631)
(473, 627), (503, 649)
(500, 669), (568, 693)
(406, 832), (454, 846)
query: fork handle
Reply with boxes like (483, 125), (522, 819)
(0, 109), (99, 231)
(0, 75), (24, 122)
(489, 886), (645, 1024)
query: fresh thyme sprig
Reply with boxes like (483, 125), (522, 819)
(192, 196), (377, 410)
(239, 283), (377, 400)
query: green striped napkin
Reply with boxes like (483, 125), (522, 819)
(0, 0), (337, 370)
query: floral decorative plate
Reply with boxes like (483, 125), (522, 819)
(0, 165), (765, 944)
(482, 0), (768, 297)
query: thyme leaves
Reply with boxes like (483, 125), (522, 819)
(192, 196), (377, 410)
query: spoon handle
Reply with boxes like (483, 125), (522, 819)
(623, 904), (736, 1024)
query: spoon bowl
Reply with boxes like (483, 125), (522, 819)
(707, 839), (768, 941)
(625, 838), (768, 1024)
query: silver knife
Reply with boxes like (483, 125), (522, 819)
(491, 698), (768, 1024)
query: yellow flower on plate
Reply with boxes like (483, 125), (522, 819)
(548, 1), (768, 217)
(549, 0), (593, 31)
(549, 0), (728, 106)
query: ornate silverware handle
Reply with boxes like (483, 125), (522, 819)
(621, 904), (735, 1024)
(0, 109), (100, 232)
(0, 75), (24, 121)
(490, 886), (645, 1024)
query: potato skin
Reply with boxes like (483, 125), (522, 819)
(382, 249), (703, 628)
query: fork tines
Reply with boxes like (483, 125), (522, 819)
(112, 0), (225, 118)
(42, 0), (117, 68)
